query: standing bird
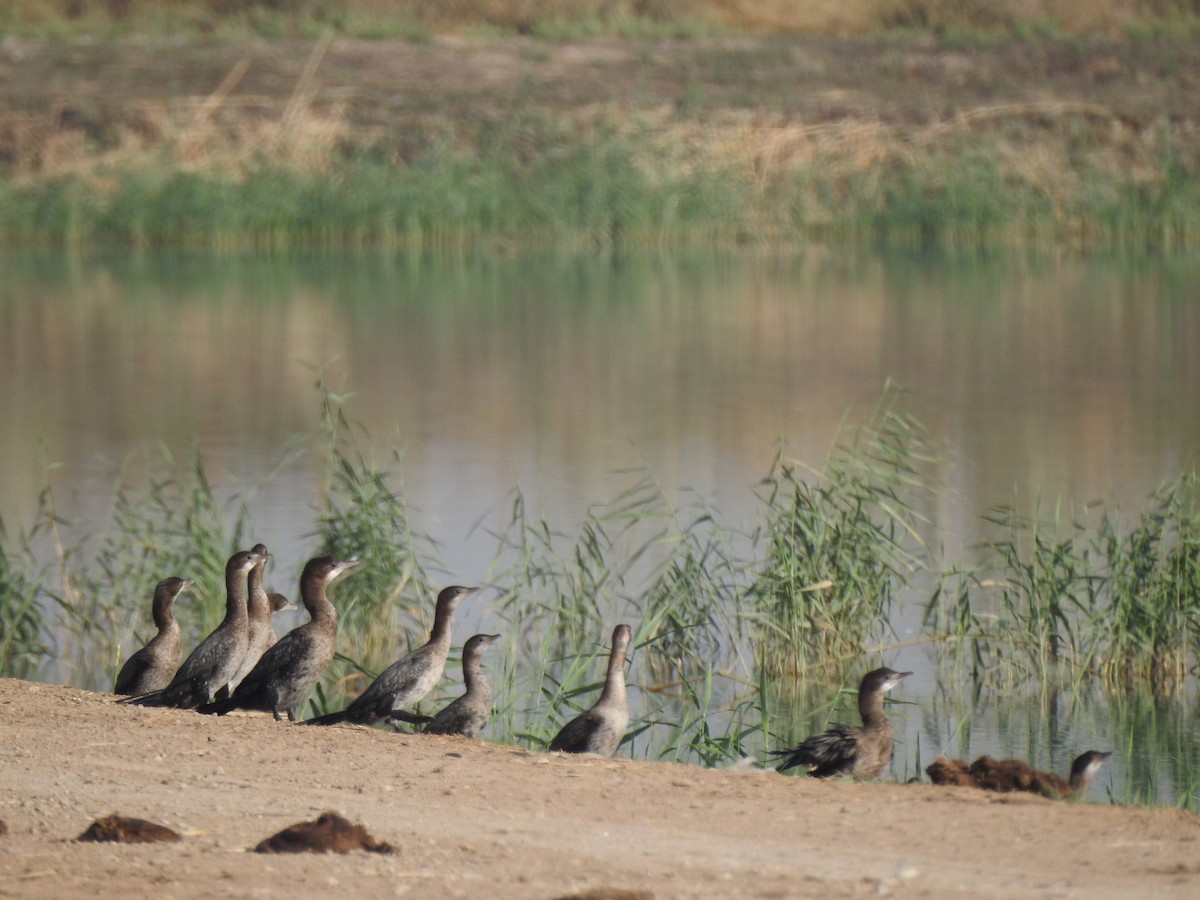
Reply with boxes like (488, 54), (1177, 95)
(927, 750), (1112, 799)
(113, 576), (192, 695)
(198, 555), (360, 721)
(391, 633), (501, 739)
(772, 667), (911, 779)
(302, 585), (478, 728)
(549, 624), (631, 757)
(223, 544), (296, 695)
(124, 547), (264, 709)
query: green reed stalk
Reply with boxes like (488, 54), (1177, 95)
(0, 512), (49, 679)
(746, 399), (934, 675)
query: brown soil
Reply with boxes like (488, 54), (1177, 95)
(1, 678), (1197, 898)
(1, 34), (1198, 180)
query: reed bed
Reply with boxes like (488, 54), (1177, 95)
(3, 115), (1197, 251)
(0, 386), (1197, 806)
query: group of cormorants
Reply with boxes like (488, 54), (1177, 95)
(116, 548), (628, 754)
(114, 547), (1110, 794)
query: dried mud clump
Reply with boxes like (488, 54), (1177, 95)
(77, 814), (181, 843)
(254, 811), (395, 854)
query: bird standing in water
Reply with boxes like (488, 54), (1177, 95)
(113, 576), (192, 696)
(549, 624), (631, 757)
(302, 585), (478, 728)
(772, 667), (911, 779)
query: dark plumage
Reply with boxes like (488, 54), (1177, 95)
(772, 667), (911, 779)
(549, 624), (631, 757)
(124, 548), (264, 709)
(113, 576), (191, 695)
(197, 556), (359, 721)
(225, 544), (297, 694)
(927, 750), (1112, 799)
(302, 585), (478, 728)
(393, 633), (500, 739)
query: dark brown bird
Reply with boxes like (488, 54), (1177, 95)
(392, 632), (501, 739)
(254, 811), (394, 854)
(124, 548), (265, 709)
(549, 624), (631, 757)
(927, 750), (1112, 798)
(302, 585), (478, 728)
(198, 555), (359, 721)
(772, 667), (911, 779)
(113, 576), (192, 695)
(224, 544), (297, 695)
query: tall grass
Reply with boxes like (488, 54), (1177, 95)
(925, 476), (1200, 692)
(3, 99), (1200, 250)
(747, 401), (935, 675)
(0, 511), (49, 679)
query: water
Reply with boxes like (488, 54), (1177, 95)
(2, 247), (1198, 805)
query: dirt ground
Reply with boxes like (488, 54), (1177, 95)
(0, 678), (1197, 898)
(2, 33), (1199, 176)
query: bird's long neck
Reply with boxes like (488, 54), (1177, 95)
(224, 567), (250, 626)
(597, 642), (627, 708)
(246, 565), (269, 622)
(427, 600), (457, 650)
(462, 651), (490, 703)
(302, 577), (335, 626)
(859, 689), (888, 728)
(151, 592), (176, 631)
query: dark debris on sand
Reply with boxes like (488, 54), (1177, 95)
(77, 814), (181, 843)
(254, 811), (395, 854)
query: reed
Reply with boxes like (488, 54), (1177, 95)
(746, 400), (934, 675)
(0, 512), (49, 679)
(924, 475), (1200, 692)
(309, 382), (443, 710)
(2, 109), (1198, 250)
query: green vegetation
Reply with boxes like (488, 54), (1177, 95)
(2, 122), (1197, 251)
(1, 384), (1197, 808)
(926, 479), (1200, 690)
(2, 8), (1199, 250)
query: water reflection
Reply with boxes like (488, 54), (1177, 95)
(1, 247), (1198, 805)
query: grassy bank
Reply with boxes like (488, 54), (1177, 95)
(3, 106), (1198, 251)
(2, 22), (1200, 249)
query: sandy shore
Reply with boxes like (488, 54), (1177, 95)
(0, 678), (1197, 898)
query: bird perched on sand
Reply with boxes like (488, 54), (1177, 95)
(301, 585), (478, 728)
(223, 544), (297, 696)
(927, 750), (1112, 799)
(197, 555), (359, 722)
(548, 624), (631, 757)
(113, 576), (192, 695)
(391, 632), (501, 739)
(771, 667), (911, 779)
(124, 548), (264, 709)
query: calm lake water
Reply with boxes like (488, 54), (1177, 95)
(2, 247), (1198, 805)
